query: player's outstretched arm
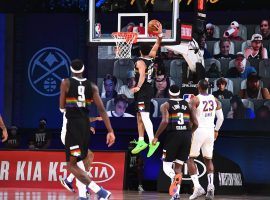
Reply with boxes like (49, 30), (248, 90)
(149, 22), (163, 58)
(153, 102), (169, 145)
(91, 83), (115, 147)
(214, 98), (224, 140)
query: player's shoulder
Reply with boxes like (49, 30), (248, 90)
(90, 82), (98, 91)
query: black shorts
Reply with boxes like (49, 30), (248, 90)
(163, 130), (192, 164)
(134, 84), (153, 112)
(65, 117), (90, 162)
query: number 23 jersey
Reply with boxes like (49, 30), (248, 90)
(196, 94), (217, 128)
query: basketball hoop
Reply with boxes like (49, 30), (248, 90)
(112, 32), (138, 59)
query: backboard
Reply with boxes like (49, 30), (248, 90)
(89, 0), (179, 43)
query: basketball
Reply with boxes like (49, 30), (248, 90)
(148, 19), (161, 35)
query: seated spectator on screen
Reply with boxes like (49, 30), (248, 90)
(4, 126), (20, 149)
(212, 78), (233, 99)
(214, 38), (236, 59)
(121, 22), (136, 32)
(118, 70), (136, 98)
(28, 118), (51, 149)
(259, 19), (270, 40)
(206, 62), (222, 78)
(198, 33), (212, 59)
(205, 23), (219, 41)
(154, 67), (170, 98)
(226, 52), (256, 79)
(102, 74), (118, 99)
(223, 21), (244, 42)
(227, 95), (255, 119)
(244, 34), (268, 59)
(239, 73), (270, 99)
(106, 94), (134, 117)
(255, 105), (270, 120)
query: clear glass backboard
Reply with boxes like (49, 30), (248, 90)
(89, 0), (179, 43)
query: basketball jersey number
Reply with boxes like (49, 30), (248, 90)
(146, 65), (154, 83)
(202, 100), (214, 112)
(177, 113), (184, 125)
(77, 85), (85, 107)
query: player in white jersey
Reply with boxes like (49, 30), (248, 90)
(187, 79), (224, 200)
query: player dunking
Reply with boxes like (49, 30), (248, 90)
(152, 85), (198, 200)
(187, 79), (224, 200)
(131, 22), (163, 158)
(59, 59), (115, 200)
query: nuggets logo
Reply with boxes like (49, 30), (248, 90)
(28, 47), (70, 96)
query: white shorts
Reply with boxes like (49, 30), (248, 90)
(61, 113), (67, 145)
(189, 127), (215, 159)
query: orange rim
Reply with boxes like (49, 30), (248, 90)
(112, 32), (138, 44)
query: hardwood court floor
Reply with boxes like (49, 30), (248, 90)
(0, 188), (269, 200)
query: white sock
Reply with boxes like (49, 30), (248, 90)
(163, 161), (175, 180)
(67, 173), (75, 183)
(76, 161), (87, 198)
(138, 137), (144, 141)
(88, 181), (101, 193)
(176, 184), (181, 195)
(191, 174), (201, 188)
(207, 173), (214, 185)
(140, 112), (154, 143)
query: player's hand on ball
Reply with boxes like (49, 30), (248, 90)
(152, 137), (158, 145)
(106, 132), (115, 147)
(153, 22), (162, 35)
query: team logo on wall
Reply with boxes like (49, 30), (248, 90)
(28, 47), (70, 96)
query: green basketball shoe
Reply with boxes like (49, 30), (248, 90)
(147, 142), (160, 157)
(131, 140), (148, 154)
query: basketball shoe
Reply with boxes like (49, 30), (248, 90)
(169, 174), (182, 196)
(189, 186), (205, 200)
(131, 140), (148, 154)
(60, 179), (75, 193)
(147, 142), (160, 157)
(97, 187), (111, 200)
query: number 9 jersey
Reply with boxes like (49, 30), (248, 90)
(65, 77), (93, 119)
(196, 94), (217, 128)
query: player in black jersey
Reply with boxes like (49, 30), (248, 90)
(131, 22), (163, 158)
(59, 59), (115, 200)
(152, 85), (198, 200)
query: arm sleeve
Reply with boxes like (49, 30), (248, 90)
(215, 109), (224, 131)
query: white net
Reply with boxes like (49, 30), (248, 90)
(112, 32), (137, 59)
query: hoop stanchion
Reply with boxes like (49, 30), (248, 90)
(111, 32), (138, 59)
